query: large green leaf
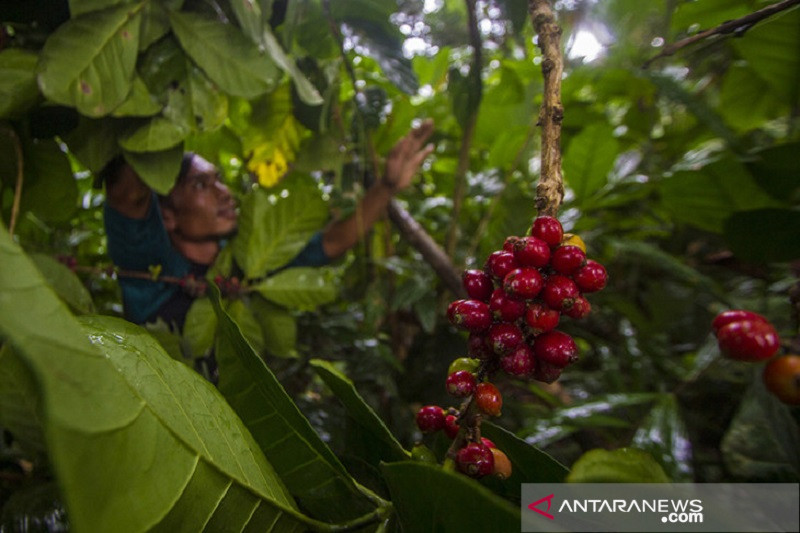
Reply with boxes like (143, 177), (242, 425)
(262, 26), (323, 105)
(719, 64), (787, 132)
(723, 208), (800, 263)
(381, 462), (520, 531)
(230, 0), (266, 46)
(29, 253), (95, 314)
(0, 345), (47, 457)
(37, 3), (142, 117)
(251, 267), (338, 310)
(111, 75), (162, 117)
(250, 296), (298, 358)
(123, 145), (184, 195)
(209, 288), (379, 523)
(0, 226), (324, 532)
(747, 142), (800, 202)
(62, 116), (120, 173)
(0, 49), (40, 119)
(310, 359), (409, 465)
(183, 296), (218, 357)
(18, 139), (78, 223)
(659, 154), (782, 233)
(169, 11), (279, 99)
(119, 116), (188, 152)
(566, 448), (671, 483)
(721, 377), (800, 481)
(631, 394), (693, 482)
(733, 8), (800, 106)
(232, 176), (328, 278)
(563, 123), (620, 205)
(482, 422), (569, 484)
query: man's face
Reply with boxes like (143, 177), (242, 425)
(162, 156), (237, 241)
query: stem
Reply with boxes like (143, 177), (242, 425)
(445, 0), (483, 260)
(3, 126), (24, 236)
(529, 0), (565, 217)
(644, 0), (800, 68)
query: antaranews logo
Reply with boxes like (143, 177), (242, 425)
(527, 494), (704, 522)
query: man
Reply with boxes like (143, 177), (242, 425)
(103, 119), (435, 331)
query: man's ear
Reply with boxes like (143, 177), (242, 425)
(161, 205), (177, 232)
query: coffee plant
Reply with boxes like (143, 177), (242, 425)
(1, 0), (799, 531)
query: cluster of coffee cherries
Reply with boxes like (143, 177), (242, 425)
(415, 215), (607, 479)
(713, 309), (799, 405)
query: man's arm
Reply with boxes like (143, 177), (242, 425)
(103, 157), (152, 219)
(321, 119), (435, 259)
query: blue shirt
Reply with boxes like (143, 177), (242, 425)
(104, 192), (330, 327)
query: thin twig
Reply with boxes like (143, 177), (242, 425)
(530, 0), (565, 216)
(644, 0), (800, 68)
(3, 127), (24, 235)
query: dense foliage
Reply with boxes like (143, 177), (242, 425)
(1, 0), (799, 530)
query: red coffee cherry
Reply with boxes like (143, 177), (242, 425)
(712, 309), (769, 336)
(489, 288), (526, 322)
(503, 236), (522, 252)
(717, 320), (780, 362)
(573, 260), (607, 293)
(524, 302), (560, 335)
(446, 370), (477, 397)
(541, 275), (580, 311)
(564, 295), (591, 319)
(447, 299), (492, 332)
(763, 355), (800, 405)
(534, 330), (579, 367)
(551, 245), (586, 275)
(481, 437), (496, 449)
(490, 448), (513, 479)
(468, 332), (493, 360)
(475, 382), (503, 417)
(531, 216), (564, 247)
(444, 414), (460, 439)
(485, 250), (519, 280)
(504, 268), (544, 300)
(415, 405), (446, 433)
(487, 322), (524, 356)
(500, 343), (536, 377)
(513, 236), (551, 268)
(532, 359), (564, 383)
(456, 442), (495, 478)
(462, 269), (494, 302)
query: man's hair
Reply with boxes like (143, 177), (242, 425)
(98, 152), (196, 204)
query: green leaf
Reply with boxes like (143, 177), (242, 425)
(659, 154), (782, 233)
(381, 461), (520, 531)
(631, 394), (694, 482)
(721, 377), (800, 481)
(251, 267), (338, 311)
(250, 296), (298, 358)
(209, 288), (378, 522)
(0, 227), (322, 532)
(169, 11), (279, 99)
(230, 0), (266, 46)
(62, 117), (120, 173)
(119, 116), (188, 152)
(183, 297), (218, 357)
(111, 75), (162, 117)
(263, 26), (323, 105)
(733, 8), (800, 106)
(310, 359), (409, 464)
(68, 0), (128, 17)
(19, 139), (77, 223)
(0, 49), (40, 119)
(231, 176), (328, 278)
(29, 253), (95, 314)
(482, 422), (569, 484)
(723, 208), (800, 263)
(567, 448), (671, 483)
(719, 64), (787, 132)
(563, 123), (619, 204)
(0, 345), (47, 457)
(227, 298), (265, 354)
(671, 0), (751, 35)
(123, 145), (183, 195)
(183, 64), (229, 132)
(747, 142), (800, 202)
(37, 3), (142, 117)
